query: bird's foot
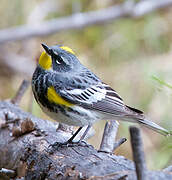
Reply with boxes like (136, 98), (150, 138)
(48, 140), (91, 153)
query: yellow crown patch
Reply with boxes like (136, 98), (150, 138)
(60, 46), (75, 55)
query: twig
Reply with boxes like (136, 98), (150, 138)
(11, 79), (30, 105)
(130, 126), (147, 180)
(0, 0), (172, 43)
(0, 168), (16, 179)
(99, 120), (119, 153)
(132, 0), (172, 17)
(113, 137), (127, 151)
(28, 92), (34, 113)
(163, 165), (172, 172)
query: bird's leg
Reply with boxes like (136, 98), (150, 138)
(49, 127), (83, 149)
(66, 125), (92, 146)
(67, 127), (83, 144)
(78, 125), (91, 142)
(68, 125), (92, 147)
(49, 126), (92, 150)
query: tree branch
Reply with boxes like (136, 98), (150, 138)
(130, 126), (147, 180)
(0, 0), (172, 44)
(11, 80), (30, 105)
(0, 101), (171, 179)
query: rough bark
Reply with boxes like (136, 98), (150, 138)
(0, 100), (171, 180)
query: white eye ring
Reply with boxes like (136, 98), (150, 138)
(56, 59), (61, 64)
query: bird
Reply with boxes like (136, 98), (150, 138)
(32, 43), (171, 146)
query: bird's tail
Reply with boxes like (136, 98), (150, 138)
(137, 118), (171, 136)
(124, 106), (172, 136)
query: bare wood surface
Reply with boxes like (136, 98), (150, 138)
(0, 101), (172, 179)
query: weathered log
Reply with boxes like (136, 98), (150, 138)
(0, 100), (171, 179)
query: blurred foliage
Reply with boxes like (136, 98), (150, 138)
(0, 0), (172, 170)
(152, 75), (172, 89)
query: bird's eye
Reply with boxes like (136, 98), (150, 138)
(56, 56), (70, 66)
(56, 59), (61, 64)
(55, 56), (63, 65)
(51, 50), (62, 65)
(51, 50), (69, 65)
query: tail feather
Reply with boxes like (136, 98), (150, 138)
(138, 118), (171, 136)
(124, 106), (171, 136)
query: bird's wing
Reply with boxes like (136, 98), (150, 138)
(59, 82), (142, 116)
(58, 82), (171, 136)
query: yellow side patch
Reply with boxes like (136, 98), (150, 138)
(47, 86), (73, 107)
(39, 51), (52, 70)
(60, 46), (75, 55)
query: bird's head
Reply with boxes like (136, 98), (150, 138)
(38, 43), (79, 73)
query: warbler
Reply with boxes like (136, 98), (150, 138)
(32, 43), (171, 144)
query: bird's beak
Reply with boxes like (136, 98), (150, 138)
(41, 43), (51, 55)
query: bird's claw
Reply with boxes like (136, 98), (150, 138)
(48, 140), (90, 152)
